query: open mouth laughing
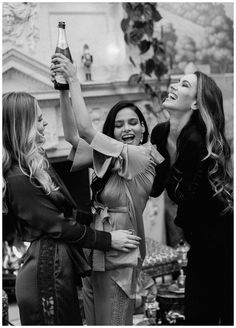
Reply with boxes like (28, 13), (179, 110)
(167, 92), (178, 100)
(122, 134), (136, 144)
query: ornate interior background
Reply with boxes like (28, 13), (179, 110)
(2, 2), (233, 244)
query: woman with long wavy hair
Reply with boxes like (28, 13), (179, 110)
(151, 71), (233, 325)
(2, 92), (141, 325)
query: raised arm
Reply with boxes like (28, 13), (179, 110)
(60, 90), (79, 148)
(51, 53), (96, 144)
(50, 62), (79, 148)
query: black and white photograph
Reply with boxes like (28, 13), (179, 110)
(2, 1), (234, 326)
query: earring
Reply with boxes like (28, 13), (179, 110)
(139, 133), (143, 144)
(191, 103), (198, 111)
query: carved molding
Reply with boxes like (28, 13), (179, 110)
(3, 69), (53, 94)
(3, 2), (39, 52)
(3, 48), (54, 94)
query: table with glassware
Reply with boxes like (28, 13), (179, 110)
(139, 238), (190, 325)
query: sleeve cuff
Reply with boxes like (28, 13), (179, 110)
(94, 230), (112, 251)
(80, 226), (112, 251)
(68, 138), (93, 172)
(90, 132), (124, 158)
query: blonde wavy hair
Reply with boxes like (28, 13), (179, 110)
(3, 92), (58, 214)
(194, 71), (233, 213)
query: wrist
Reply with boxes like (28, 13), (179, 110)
(60, 89), (69, 95)
(68, 75), (79, 84)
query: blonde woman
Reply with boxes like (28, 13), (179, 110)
(2, 92), (140, 325)
(151, 72), (233, 325)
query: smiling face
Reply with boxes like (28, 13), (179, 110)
(113, 107), (145, 145)
(163, 74), (198, 113)
(36, 103), (48, 145)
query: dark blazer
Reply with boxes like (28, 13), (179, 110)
(151, 118), (233, 249)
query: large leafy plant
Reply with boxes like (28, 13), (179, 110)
(121, 3), (170, 114)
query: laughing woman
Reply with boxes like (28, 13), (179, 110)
(51, 53), (164, 325)
(151, 72), (233, 325)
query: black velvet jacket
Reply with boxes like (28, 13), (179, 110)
(151, 117), (233, 249)
(4, 165), (111, 253)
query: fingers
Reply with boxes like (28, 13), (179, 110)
(51, 54), (71, 68)
(115, 229), (141, 241)
(51, 57), (67, 67)
(128, 241), (140, 247)
(51, 62), (66, 69)
(51, 65), (64, 72)
(51, 58), (67, 66)
(125, 243), (139, 249)
(128, 235), (141, 241)
(50, 57), (75, 77)
(117, 229), (141, 239)
(51, 53), (67, 60)
(125, 239), (139, 247)
(124, 235), (140, 249)
(122, 243), (139, 252)
(117, 229), (132, 234)
(50, 63), (69, 76)
(50, 70), (56, 83)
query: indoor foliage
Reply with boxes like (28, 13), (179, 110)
(121, 2), (170, 113)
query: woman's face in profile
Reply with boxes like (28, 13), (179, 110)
(113, 107), (145, 145)
(36, 103), (48, 145)
(162, 74), (197, 113)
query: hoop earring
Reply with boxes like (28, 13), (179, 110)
(191, 104), (198, 111)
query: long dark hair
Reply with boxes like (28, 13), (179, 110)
(103, 100), (149, 142)
(91, 100), (149, 202)
(193, 71), (233, 212)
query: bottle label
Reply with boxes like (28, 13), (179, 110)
(55, 47), (72, 62)
(55, 73), (67, 84)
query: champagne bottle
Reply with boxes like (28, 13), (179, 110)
(54, 21), (73, 90)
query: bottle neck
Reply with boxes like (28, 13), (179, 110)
(57, 27), (68, 49)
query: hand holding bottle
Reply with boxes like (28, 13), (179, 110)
(51, 53), (78, 84)
(54, 21), (73, 90)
